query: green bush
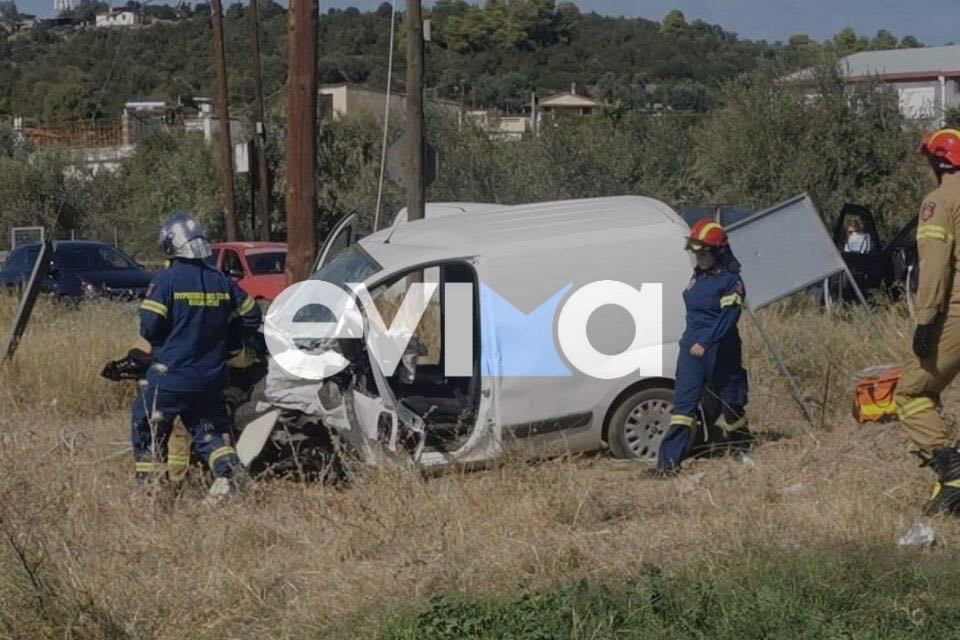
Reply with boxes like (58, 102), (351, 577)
(692, 62), (929, 233)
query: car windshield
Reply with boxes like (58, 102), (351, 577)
(247, 251), (286, 275)
(285, 245), (381, 324)
(310, 243), (381, 289)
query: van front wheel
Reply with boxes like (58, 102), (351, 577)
(607, 387), (674, 462)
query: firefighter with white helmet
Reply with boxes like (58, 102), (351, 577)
(895, 129), (960, 515)
(131, 213), (261, 497)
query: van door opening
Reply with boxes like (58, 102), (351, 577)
(363, 261), (481, 453)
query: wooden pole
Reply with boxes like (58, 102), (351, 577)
(210, 0), (238, 241)
(284, 0), (319, 284)
(249, 0), (273, 241)
(404, 0), (425, 222)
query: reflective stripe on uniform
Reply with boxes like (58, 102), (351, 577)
(167, 455), (190, 468)
(717, 415), (747, 432)
(208, 446), (237, 468)
(697, 222), (722, 241)
(135, 461), (161, 473)
(670, 415), (695, 427)
(720, 293), (743, 308)
(140, 300), (168, 318)
(897, 397), (936, 418)
(917, 224), (953, 243)
(932, 478), (960, 499)
(233, 298), (257, 317)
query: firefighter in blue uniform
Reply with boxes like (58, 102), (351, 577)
(132, 213), (262, 496)
(657, 219), (752, 473)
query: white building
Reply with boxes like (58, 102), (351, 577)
(318, 83), (460, 121)
(95, 10), (142, 28)
(183, 101), (245, 144)
(788, 44), (960, 125)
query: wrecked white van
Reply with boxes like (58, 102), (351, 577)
(239, 196), (695, 474)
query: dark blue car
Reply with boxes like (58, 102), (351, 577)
(0, 241), (152, 299)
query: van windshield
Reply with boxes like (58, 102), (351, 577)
(289, 244), (382, 326)
(310, 243), (381, 289)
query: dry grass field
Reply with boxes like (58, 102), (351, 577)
(2, 293), (960, 638)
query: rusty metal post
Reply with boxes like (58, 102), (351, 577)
(249, 0), (273, 241)
(404, 0), (425, 222)
(211, 0), (238, 241)
(284, 0), (319, 284)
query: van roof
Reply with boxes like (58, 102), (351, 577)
(363, 196), (684, 269)
(392, 202), (507, 224)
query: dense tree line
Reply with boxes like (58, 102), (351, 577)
(0, 0), (925, 123)
(0, 63), (929, 259)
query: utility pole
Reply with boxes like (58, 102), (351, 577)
(404, 0), (425, 222)
(211, 0), (238, 241)
(284, 0), (319, 284)
(249, 0), (272, 241)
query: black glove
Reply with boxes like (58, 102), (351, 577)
(913, 323), (935, 360)
(100, 349), (152, 381)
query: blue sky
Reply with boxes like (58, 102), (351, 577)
(18, 0), (960, 46)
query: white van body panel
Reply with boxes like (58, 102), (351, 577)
(264, 196), (693, 468)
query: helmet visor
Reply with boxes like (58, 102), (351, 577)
(175, 237), (213, 260)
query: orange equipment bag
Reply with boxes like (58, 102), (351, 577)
(853, 364), (902, 424)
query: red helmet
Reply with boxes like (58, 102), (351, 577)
(920, 129), (960, 168)
(687, 218), (728, 249)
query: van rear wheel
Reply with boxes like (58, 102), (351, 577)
(607, 387), (673, 462)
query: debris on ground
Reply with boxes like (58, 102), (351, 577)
(679, 472), (706, 494)
(782, 483), (805, 496)
(897, 522), (937, 548)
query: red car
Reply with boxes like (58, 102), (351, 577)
(211, 242), (288, 302)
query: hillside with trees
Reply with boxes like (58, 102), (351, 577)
(0, 0), (926, 122)
(0, 1), (934, 260)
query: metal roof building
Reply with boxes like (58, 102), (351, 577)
(788, 44), (960, 124)
(840, 45), (960, 82)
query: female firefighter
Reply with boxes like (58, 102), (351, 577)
(656, 219), (752, 473)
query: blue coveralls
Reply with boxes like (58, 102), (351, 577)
(657, 263), (749, 471)
(132, 259), (262, 481)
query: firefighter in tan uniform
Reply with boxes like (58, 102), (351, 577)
(894, 129), (960, 516)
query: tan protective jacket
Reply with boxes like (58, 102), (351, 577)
(915, 182), (960, 324)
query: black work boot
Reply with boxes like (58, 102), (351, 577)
(921, 448), (960, 516)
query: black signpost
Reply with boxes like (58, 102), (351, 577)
(2, 240), (53, 362)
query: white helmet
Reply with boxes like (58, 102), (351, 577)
(158, 212), (213, 259)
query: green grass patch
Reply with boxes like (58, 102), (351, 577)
(339, 547), (960, 640)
